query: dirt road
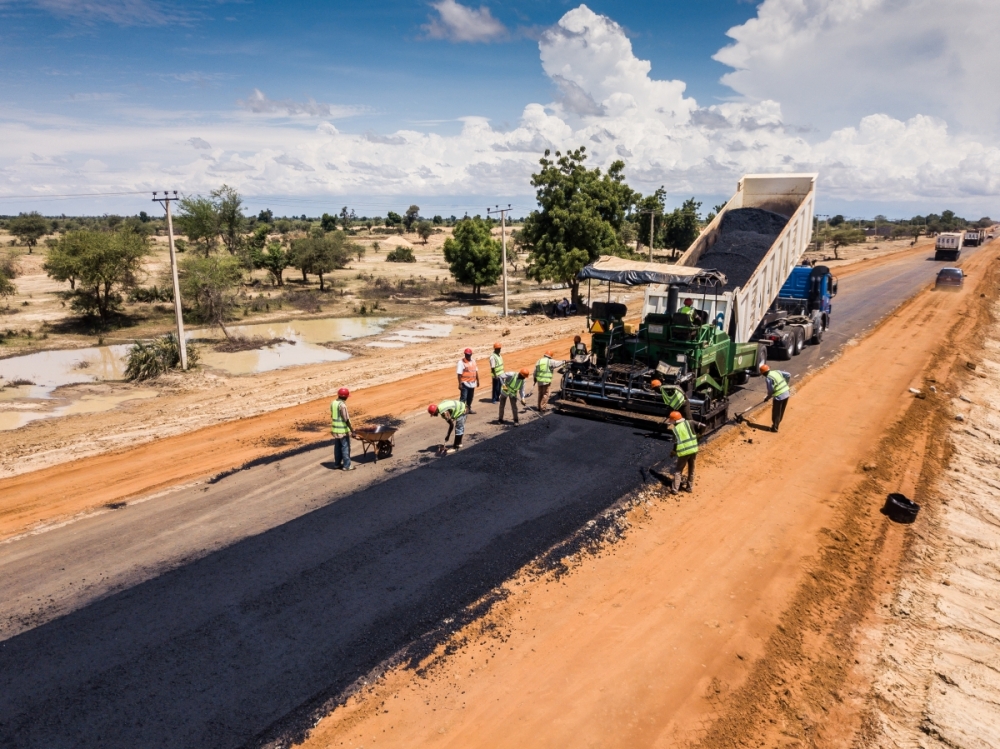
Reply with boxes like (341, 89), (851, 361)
(0, 240), (994, 748)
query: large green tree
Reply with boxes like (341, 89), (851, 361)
(212, 184), (245, 255)
(403, 205), (420, 232)
(288, 232), (350, 290)
(442, 217), (502, 296)
(176, 195), (220, 255)
(661, 198), (702, 258)
(178, 254), (243, 337)
(520, 147), (637, 303)
(8, 212), (48, 254)
(44, 228), (150, 321)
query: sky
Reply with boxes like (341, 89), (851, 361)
(0, 0), (998, 219)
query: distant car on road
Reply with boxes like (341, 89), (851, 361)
(935, 267), (964, 290)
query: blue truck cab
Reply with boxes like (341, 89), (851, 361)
(777, 264), (837, 317)
(753, 264), (838, 359)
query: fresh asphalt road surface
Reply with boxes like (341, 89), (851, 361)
(0, 241), (990, 749)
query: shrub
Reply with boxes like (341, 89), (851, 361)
(123, 334), (198, 381)
(385, 247), (415, 263)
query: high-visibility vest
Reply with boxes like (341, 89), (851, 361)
(460, 358), (478, 385)
(678, 305), (694, 316)
(489, 353), (504, 378)
(571, 343), (587, 357)
(659, 385), (686, 410)
(331, 399), (350, 436)
(673, 419), (699, 457)
(767, 370), (790, 399)
(535, 357), (553, 384)
(503, 374), (524, 398)
(437, 400), (467, 420)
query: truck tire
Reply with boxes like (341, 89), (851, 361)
(793, 328), (805, 355)
(810, 312), (824, 344)
(754, 343), (767, 374)
(776, 334), (793, 360)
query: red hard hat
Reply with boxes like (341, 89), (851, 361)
(759, 364), (770, 373)
(650, 379), (661, 388)
(669, 411), (683, 421)
(493, 342), (501, 349)
(464, 348), (473, 355)
(519, 367), (530, 377)
(684, 298), (693, 306)
(427, 404), (438, 415)
(338, 387), (350, 398)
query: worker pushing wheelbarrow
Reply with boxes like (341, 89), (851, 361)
(331, 387), (399, 469)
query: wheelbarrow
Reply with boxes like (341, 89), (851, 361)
(353, 425), (397, 462)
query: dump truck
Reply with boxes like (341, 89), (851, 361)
(555, 173), (820, 432)
(746, 263), (838, 360)
(963, 230), (982, 247)
(935, 232), (964, 260)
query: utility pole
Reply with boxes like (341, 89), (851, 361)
(152, 191), (188, 370)
(487, 204), (512, 317)
(636, 209), (662, 261)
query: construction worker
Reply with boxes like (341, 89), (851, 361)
(651, 379), (691, 421)
(760, 364), (792, 432)
(678, 298), (695, 319)
(570, 335), (588, 358)
(533, 351), (559, 412)
(331, 387), (357, 471)
(668, 410), (704, 493)
(499, 367), (530, 426)
(428, 400), (466, 453)
(489, 343), (504, 404)
(456, 347), (479, 413)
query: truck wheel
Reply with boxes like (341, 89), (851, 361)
(793, 329), (805, 355)
(754, 344), (767, 374)
(777, 335), (793, 360)
(810, 313), (824, 344)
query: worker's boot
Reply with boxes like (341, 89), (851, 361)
(453, 434), (463, 450)
(670, 473), (681, 494)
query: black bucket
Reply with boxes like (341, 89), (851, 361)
(882, 493), (920, 524)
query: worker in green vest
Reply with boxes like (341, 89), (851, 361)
(489, 342), (504, 404)
(760, 364), (792, 432)
(499, 367), (529, 426)
(668, 410), (704, 493)
(533, 351), (559, 412)
(428, 399), (467, 453)
(570, 335), (588, 358)
(331, 387), (358, 471)
(678, 297), (695, 319)
(651, 379), (691, 420)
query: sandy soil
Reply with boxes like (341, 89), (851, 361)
(294, 245), (999, 748)
(857, 299), (1000, 748)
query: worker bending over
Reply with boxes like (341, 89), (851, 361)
(760, 364), (792, 432)
(428, 400), (467, 453)
(533, 351), (561, 412)
(498, 367), (529, 426)
(488, 343), (504, 404)
(331, 387), (358, 471)
(456, 347), (479, 413)
(668, 411), (704, 493)
(651, 379), (691, 421)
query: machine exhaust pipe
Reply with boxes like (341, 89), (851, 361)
(667, 285), (679, 315)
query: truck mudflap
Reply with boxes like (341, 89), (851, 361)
(552, 393), (730, 435)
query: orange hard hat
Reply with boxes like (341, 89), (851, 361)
(519, 367), (530, 377)
(650, 379), (661, 388)
(669, 411), (683, 421)
(759, 364), (770, 373)
(544, 350), (553, 357)
(493, 342), (501, 349)
(573, 335), (581, 343)
(427, 404), (438, 415)
(338, 387), (350, 398)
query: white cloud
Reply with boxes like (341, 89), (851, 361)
(1, 4), (998, 214)
(423, 0), (506, 43)
(714, 0), (1000, 138)
(237, 89), (365, 119)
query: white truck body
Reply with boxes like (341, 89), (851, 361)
(643, 173), (818, 343)
(936, 232), (964, 250)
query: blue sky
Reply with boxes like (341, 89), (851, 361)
(1, 0), (998, 218)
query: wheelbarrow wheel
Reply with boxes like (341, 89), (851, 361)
(376, 441), (393, 459)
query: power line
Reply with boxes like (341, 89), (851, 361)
(0, 190), (150, 202)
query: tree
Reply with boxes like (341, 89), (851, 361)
(339, 206), (355, 230)
(385, 246), (415, 263)
(432, 215), (443, 225)
(403, 205), (420, 232)
(634, 187), (666, 250)
(257, 209), (273, 224)
(178, 254), (243, 338)
(8, 212), (48, 254)
(288, 232), (350, 290)
(212, 184), (245, 255)
(321, 213), (338, 232)
(253, 241), (289, 286)
(416, 220), (434, 244)
(0, 272), (14, 299)
(176, 195), (219, 255)
(442, 217), (502, 296)
(662, 198), (702, 258)
(45, 228), (150, 322)
(829, 228), (865, 259)
(350, 242), (366, 263)
(829, 215), (845, 227)
(520, 147), (636, 303)
(386, 211), (402, 227)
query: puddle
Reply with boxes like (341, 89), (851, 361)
(445, 305), (504, 317)
(367, 323), (453, 347)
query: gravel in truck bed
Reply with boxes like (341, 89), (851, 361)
(695, 208), (789, 290)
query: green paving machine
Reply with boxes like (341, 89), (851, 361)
(554, 261), (765, 432)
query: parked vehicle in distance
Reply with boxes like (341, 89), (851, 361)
(934, 232), (964, 261)
(935, 267), (964, 290)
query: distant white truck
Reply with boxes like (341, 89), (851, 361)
(963, 230), (982, 247)
(935, 232), (964, 261)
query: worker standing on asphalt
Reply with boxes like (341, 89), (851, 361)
(760, 364), (792, 432)
(456, 347), (479, 413)
(498, 367), (530, 426)
(668, 410), (704, 493)
(331, 387), (357, 471)
(651, 379), (691, 421)
(428, 400), (467, 453)
(570, 335), (588, 358)
(489, 343), (504, 404)
(533, 351), (560, 413)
